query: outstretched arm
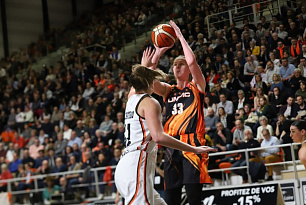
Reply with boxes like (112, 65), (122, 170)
(141, 47), (170, 98)
(140, 97), (216, 154)
(169, 20), (206, 92)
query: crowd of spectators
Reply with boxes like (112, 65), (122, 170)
(0, 0), (305, 203)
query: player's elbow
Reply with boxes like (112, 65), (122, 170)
(151, 132), (165, 144)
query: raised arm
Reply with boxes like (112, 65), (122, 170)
(140, 97), (216, 154)
(169, 20), (206, 92)
(141, 47), (170, 98)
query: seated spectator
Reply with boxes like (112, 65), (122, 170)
(9, 152), (22, 173)
(235, 108), (247, 122)
(275, 113), (293, 161)
(74, 120), (88, 138)
(29, 138), (44, 160)
(251, 74), (268, 95)
(59, 177), (74, 200)
(279, 96), (299, 120)
(65, 155), (82, 191)
(234, 90), (251, 113)
(34, 150), (47, 169)
(213, 122), (233, 152)
(42, 176), (60, 204)
(257, 116), (274, 143)
(250, 129), (280, 181)
(298, 57), (306, 77)
(0, 164), (13, 192)
(279, 58), (295, 82)
(288, 68), (306, 96)
(54, 132), (67, 157)
(204, 96), (217, 117)
(99, 115), (113, 137)
(231, 129), (260, 183)
(38, 129), (48, 145)
(0, 142), (6, 159)
(14, 163), (33, 203)
(270, 73), (284, 94)
(217, 107), (235, 130)
(228, 119), (252, 150)
(106, 123), (119, 147)
(204, 108), (218, 137)
(50, 106), (60, 124)
(226, 71), (241, 100)
(12, 132), (26, 149)
(265, 61), (279, 89)
(22, 123), (32, 142)
(217, 94), (234, 115)
(269, 86), (287, 114)
(41, 117), (54, 138)
(253, 87), (269, 112)
(21, 148), (35, 168)
(212, 82), (230, 103)
(63, 124), (72, 141)
(296, 81), (306, 100)
(67, 131), (82, 148)
(244, 56), (259, 80)
(295, 95), (306, 120)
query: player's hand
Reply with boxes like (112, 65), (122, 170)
(141, 47), (156, 68)
(194, 146), (217, 154)
(169, 20), (183, 39)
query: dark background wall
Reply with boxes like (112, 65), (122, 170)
(0, 0), (95, 58)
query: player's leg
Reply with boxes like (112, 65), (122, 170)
(153, 189), (167, 205)
(185, 183), (203, 205)
(165, 187), (182, 205)
(164, 148), (184, 205)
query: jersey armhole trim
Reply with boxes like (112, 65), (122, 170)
(163, 85), (174, 103)
(136, 94), (151, 119)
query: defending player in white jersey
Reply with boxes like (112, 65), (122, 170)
(114, 64), (215, 205)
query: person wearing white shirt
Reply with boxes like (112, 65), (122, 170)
(250, 129), (280, 181)
(250, 66), (266, 88)
(298, 57), (306, 78)
(82, 82), (95, 100)
(63, 124), (72, 140)
(277, 24), (288, 40)
(15, 108), (25, 124)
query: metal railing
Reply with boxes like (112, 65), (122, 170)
(0, 142), (304, 203)
(208, 143), (302, 184)
(205, 0), (291, 37)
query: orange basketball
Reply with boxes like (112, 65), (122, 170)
(151, 24), (176, 48)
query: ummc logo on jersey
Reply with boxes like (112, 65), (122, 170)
(125, 111), (134, 119)
(168, 92), (191, 103)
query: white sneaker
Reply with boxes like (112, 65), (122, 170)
(97, 194), (104, 200)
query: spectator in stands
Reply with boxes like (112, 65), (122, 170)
(270, 74), (284, 93)
(250, 129), (280, 181)
(28, 139), (42, 160)
(217, 106), (235, 130)
(67, 131), (82, 148)
(212, 82), (230, 103)
(213, 122), (232, 151)
(269, 86), (287, 114)
(99, 115), (113, 137)
(279, 58), (295, 82)
(204, 108), (218, 138)
(295, 81), (306, 100)
(251, 73), (268, 95)
(229, 119), (252, 150)
(42, 176), (60, 204)
(279, 96), (298, 119)
(0, 143), (6, 160)
(231, 129), (260, 183)
(63, 124), (72, 141)
(9, 152), (22, 173)
(34, 150), (47, 169)
(295, 95), (306, 119)
(65, 155), (81, 191)
(253, 87), (269, 112)
(22, 148), (35, 168)
(244, 56), (259, 80)
(276, 113), (293, 161)
(38, 129), (48, 145)
(53, 132), (67, 157)
(257, 116), (274, 143)
(217, 94), (234, 115)
(266, 60), (280, 89)
(0, 164), (13, 192)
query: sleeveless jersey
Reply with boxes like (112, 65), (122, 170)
(124, 94), (157, 155)
(164, 81), (205, 138)
(163, 82), (212, 184)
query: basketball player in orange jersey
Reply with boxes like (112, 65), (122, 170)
(114, 65), (215, 205)
(141, 20), (212, 205)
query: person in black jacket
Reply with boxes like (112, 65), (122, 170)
(231, 129), (260, 183)
(213, 122), (233, 152)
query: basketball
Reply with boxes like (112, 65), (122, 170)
(151, 24), (176, 48)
